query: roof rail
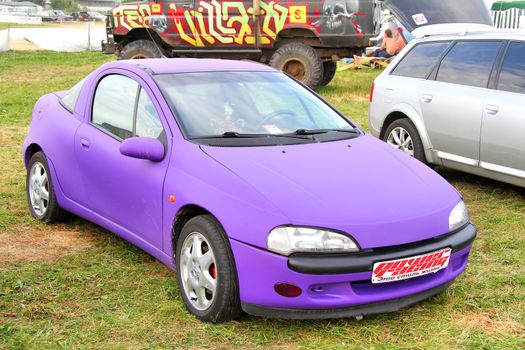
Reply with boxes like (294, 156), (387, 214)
(413, 24), (497, 38)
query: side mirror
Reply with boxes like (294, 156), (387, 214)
(120, 137), (165, 162)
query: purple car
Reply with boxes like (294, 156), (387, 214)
(23, 59), (476, 323)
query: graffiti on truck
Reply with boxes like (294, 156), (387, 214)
(112, 0), (366, 47)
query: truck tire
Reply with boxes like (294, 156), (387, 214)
(269, 42), (324, 89)
(119, 39), (163, 60)
(319, 61), (337, 87)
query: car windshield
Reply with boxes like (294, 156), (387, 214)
(155, 71), (355, 142)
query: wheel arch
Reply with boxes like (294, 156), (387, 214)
(274, 28), (321, 48)
(117, 28), (167, 50)
(172, 204), (227, 258)
(24, 143), (43, 168)
(380, 104), (434, 162)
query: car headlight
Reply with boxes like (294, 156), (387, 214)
(449, 200), (469, 231)
(267, 226), (360, 256)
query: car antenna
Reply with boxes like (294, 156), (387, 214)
(146, 28), (167, 58)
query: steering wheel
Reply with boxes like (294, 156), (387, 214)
(259, 109), (297, 126)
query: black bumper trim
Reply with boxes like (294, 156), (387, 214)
(241, 280), (454, 320)
(288, 224), (476, 275)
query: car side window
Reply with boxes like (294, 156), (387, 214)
(436, 41), (502, 88)
(135, 89), (164, 139)
(391, 42), (451, 79)
(92, 74), (138, 140)
(61, 77), (87, 112)
(497, 41), (525, 94)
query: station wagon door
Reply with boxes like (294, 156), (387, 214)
(418, 40), (503, 165)
(479, 41), (525, 182)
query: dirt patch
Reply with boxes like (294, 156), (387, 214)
(10, 38), (40, 51)
(457, 311), (525, 335)
(0, 227), (94, 264)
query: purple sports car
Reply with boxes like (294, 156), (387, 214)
(23, 59), (476, 323)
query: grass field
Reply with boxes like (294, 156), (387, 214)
(0, 51), (524, 350)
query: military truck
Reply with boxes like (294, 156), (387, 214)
(102, 0), (493, 88)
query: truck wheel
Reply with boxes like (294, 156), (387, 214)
(319, 61), (337, 87)
(269, 42), (324, 89)
(119, 40), (163, 60)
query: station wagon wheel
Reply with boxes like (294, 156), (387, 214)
(176, 215), (242, 322)
(387, 127), (414, 156)
(382, 118), (428, 164)
(26, 151), (68, 222)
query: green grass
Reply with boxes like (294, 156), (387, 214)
(0, 51), (524, 349)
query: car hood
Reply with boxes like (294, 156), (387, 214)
(201, 135), (461, 249)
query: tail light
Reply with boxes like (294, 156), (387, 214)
(369, 82), (375, 103)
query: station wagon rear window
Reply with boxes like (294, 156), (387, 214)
(436, 41), (503, 88)
(391, 42), (450, 79)
(497, 41), (525, 94)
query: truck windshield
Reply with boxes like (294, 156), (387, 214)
(385, 0), (493, 31)
(154, 71), (355, 142)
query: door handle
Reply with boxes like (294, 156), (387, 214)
(182, 3), (193, 8)
(485, 104), (499, 115)
(421, 94), (433, 103)
(80, 138), (90, 150)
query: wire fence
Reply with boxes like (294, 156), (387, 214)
(491, 8), (525, 29)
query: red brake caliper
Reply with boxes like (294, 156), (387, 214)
(209, 264), (216, 279)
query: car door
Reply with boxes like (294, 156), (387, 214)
(74, 72), (170, 249)
(479, 41), (525, 179)
(419, 40), (503, 165)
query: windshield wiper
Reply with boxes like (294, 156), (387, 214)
(293, 128), (362, 136)
(191, 131), (312, 140)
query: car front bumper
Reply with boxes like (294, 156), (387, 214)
(230, 224), (475, 316)
(242, 280), (454, 320)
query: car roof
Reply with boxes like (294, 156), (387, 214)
(413, 30), (525, 44)
(117, 58), (278, 75)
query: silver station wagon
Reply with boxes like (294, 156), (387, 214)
(368, 31), (525, 188)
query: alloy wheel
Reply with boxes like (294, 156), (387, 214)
(29, 161), (49, 216)
(387, 127), (415, 156)
(179, 232), (217, 311)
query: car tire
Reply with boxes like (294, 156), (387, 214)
(119, 39), (163, 60)
(382, 119), (428, 164)
(319, 61), (337, 87)
(176, 215), (242, 323)
(26, 152), (68, 223)
(269, 42), (324, 89)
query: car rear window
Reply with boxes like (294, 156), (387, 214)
(436, 41), (503, 88)
(497, 41), (525, 94)
(60, 77), (86, 112)
(391, 42), (450, 79)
